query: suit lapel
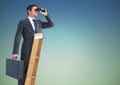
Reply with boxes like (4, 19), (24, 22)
(25, 18), (34, 32)
(25, 18), (41, 33)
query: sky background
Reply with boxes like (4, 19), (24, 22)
(0, 0), (120, 85)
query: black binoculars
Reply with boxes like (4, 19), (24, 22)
(35, 7), (47, 12)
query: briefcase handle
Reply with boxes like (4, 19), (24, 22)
(12, 57), (17, 60)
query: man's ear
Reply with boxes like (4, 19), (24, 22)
(28, 10), (31, 14)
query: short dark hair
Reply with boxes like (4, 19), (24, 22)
(26, 4), (37, 15)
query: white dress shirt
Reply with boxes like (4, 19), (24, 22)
(28, 17), (36, 31)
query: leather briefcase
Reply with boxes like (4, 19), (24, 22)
(6, 58), (24, 80)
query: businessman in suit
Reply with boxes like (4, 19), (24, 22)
(12, 4), (54, 85)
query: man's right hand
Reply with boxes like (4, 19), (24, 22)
(12, 54), (18, 59)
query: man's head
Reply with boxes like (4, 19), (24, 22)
(27, 4), (39, 18)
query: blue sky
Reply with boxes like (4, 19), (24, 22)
(0, 0), (120, 85)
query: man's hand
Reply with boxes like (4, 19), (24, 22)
(12, 54), (18, 59)
(40, 9), (48, 16)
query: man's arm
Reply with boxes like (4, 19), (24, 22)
(40, 10), (54, 28)
(12, 21), (23, 58)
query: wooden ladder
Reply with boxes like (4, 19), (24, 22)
(25, 33), (44, 85)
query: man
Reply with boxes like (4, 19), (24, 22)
(12, 4), (54, 85)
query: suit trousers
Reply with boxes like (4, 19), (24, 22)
(18, 54), (30, 85)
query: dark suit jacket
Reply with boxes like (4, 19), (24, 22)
(12, 16), (54, 64)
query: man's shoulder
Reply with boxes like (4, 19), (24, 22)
(19, 18), (28, 22)
(36, 19), (41, 23)
(18, 18), (29, 25)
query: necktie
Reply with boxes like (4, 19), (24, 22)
(33, 19), (37, 33)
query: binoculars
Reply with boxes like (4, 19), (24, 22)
(35, 7), (47, 12)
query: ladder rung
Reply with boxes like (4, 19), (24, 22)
(32, 76), (36, 79)
(31, 56), (39, 59)
(36, 57), (39, 58)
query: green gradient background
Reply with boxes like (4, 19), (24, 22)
(0, 0), (120, 85)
